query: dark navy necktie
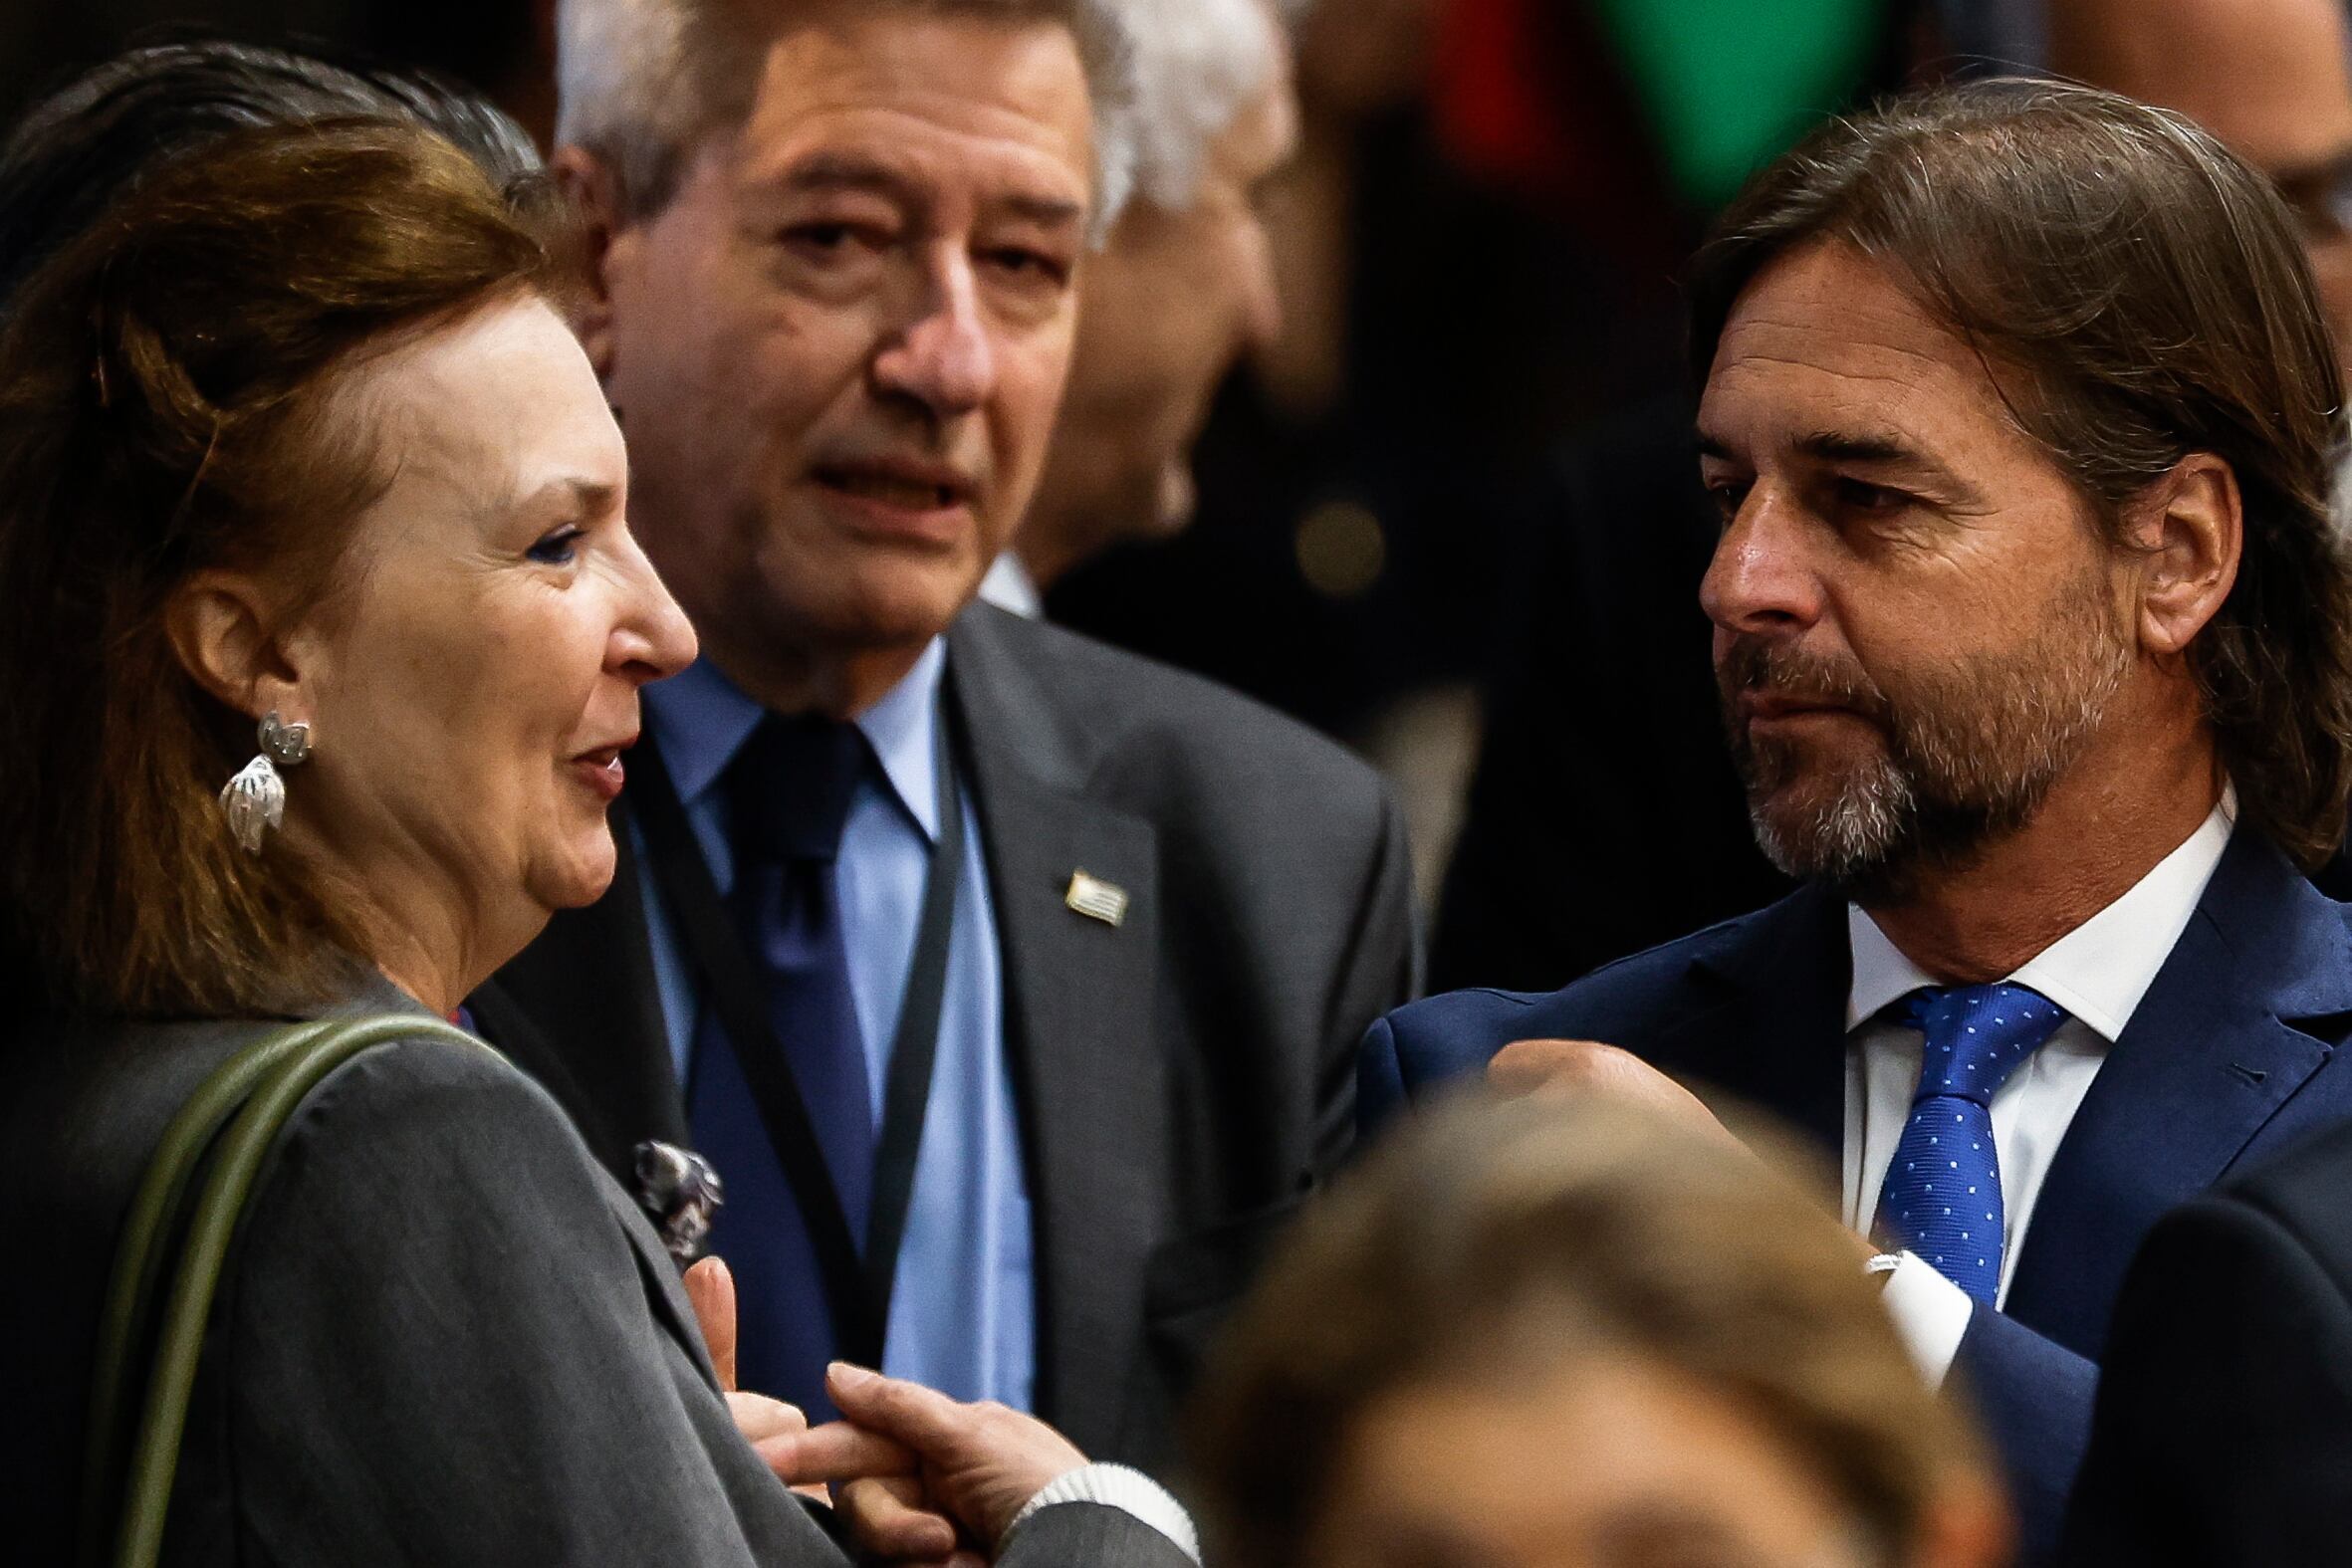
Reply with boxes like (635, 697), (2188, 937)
(1872, 983), (2069, 1307)
(686, 715), (874, 1414)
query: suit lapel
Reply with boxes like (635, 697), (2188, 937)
(482, 811), (689, 1181)
(2003, 829), (2352, 1356)
(598, 1170), (722, 1386)
(1650, 883), (1852, 1154)
(947, 610), (1166, 1456)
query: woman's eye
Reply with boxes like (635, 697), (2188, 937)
(527, 527), (584, 566)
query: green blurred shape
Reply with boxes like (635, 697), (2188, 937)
(1588, 0), (1883, 208)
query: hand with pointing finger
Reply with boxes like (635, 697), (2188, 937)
(764, 1361), (1089, 1553)
(682, 1256), (890, 1501)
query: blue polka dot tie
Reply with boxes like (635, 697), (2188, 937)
(1872, 983), (2069, 1307)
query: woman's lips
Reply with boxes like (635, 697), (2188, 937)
(570, 744), (628, 801)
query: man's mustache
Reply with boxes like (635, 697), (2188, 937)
(1717, 636), (1894, 725)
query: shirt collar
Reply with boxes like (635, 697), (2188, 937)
(642, 638), (948, 843)
(978, 551), (1044, 619)
(1845, 785), (2237, 1040)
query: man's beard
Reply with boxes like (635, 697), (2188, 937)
(1719, 584), (2130, 903)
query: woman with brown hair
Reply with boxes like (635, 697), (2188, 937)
(1189, 1095), (2013, 1568)
(0, 62), (1191, 1568)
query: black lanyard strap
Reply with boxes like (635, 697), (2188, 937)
(627, 710), (963, 1365)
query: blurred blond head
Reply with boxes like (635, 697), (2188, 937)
(1190, 1094), (2011, 1568)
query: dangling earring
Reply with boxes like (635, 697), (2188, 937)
(219, 711), (312, 854)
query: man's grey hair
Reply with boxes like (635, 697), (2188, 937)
(1114, 0), (1288, 213)
(557, 0), (1138, 240)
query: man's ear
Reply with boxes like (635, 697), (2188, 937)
(164, 570), (308, 727)
(2129, 452), (2241, 658)
(553, 144), (626, 382)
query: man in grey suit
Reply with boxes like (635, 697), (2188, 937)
(476, 0), (1417, 1474)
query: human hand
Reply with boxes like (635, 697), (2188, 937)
(833, 1475), (984, 1567)
(681, 1255), (846, 1502)
(766, 1362), (1087, 1553)
(1489, 1043), (1883, 1260)
(682, 1255), (742, 1390)
(1488, 1038), (1745, 1153)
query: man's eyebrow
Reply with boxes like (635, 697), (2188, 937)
(1000, 193), (1085, 230)
(1694, 429), (1937, 466)
(776, 151), (908, 198)
(1695, 426), (1986, 501)
(775, 151), (1083, 230)
(1794, 428), (1936, 467)
(1797, 427), (1988, 505)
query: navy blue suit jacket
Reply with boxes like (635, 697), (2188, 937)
(1361, 827), (2352, 1565)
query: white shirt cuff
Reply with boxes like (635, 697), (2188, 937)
(1879, 1250), (1975, 1387)
(1007, 1462), (1201, 1564)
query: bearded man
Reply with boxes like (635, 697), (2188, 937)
(1361, 80), (2352, 1565)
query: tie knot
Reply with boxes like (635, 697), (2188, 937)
(727, 715), (870, 864)
(1899, 982), (2068, 1107)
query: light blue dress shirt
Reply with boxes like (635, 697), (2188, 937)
(638, 641), (1037, 1410)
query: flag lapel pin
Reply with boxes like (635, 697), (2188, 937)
(1064, 869), (1129, 927)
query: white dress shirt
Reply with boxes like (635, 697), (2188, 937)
(1843, 790), (2236, 1382)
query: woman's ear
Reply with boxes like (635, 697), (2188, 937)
(2130, 452), (2242, 658)
(163, 570), (307, 724)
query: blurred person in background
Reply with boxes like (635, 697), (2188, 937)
(0, 94), (1190, 1563)
(1048, 0), (1614, 764)
(1363, 81), (2352, 1563)
(1190, 1094), (2011, 1568)
(2051, 0), (2352, 377)
(981, 0), (1296, 617)
(475, 0), (1417, 1476)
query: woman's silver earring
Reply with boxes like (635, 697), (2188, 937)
(219, 711), (312, 853)
(259, 711), (311, 766)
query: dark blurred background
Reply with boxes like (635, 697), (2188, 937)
(0, 0), (2046, 979)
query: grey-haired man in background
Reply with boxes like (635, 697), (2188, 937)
(983, 0), (1297, 614)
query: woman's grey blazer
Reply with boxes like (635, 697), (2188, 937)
(0, 983), (1190, 1565)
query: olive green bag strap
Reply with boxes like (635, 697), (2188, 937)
(79, 1011), (494, 1568)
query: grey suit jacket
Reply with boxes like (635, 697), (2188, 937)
(479, 602), (1422, 1465)
(0, 986), (1193, 1567)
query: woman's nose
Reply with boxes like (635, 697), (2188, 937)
(608, 538), (699, 683)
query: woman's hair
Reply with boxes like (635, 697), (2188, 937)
(0, 38), (546, 313)
(0, 118), (577, 1018)
(1188, 1095), (1991, 1568)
